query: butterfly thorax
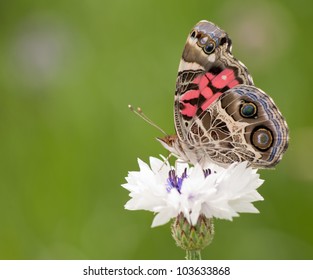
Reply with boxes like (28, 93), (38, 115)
(158, 133), (225, 167)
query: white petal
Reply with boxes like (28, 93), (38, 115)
(174, 161), (190, 180)
(137, 158), (152, 173)
(190, 201), (202, 225)
(151, 209), (176, 227)
(149, 156), (170, 180)
(230, 201), (260, 213)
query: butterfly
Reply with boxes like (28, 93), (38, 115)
(158, 20), (289, 169)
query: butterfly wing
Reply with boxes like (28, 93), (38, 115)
(172, 21), (288, 168)
(186, 85), (289, 168)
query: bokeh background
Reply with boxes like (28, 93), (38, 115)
(0, 0), (312, 259)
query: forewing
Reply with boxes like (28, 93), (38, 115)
(174, 21), (253, 141)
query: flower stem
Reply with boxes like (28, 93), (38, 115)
(186, 250), (202, 260)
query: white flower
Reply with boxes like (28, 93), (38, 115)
(122, 156), (264, 227)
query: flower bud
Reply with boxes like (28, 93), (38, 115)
(171, 212), (214, 253)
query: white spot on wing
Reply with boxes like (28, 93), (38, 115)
(208, 53), (216, 62)
(178, 60), (204, 72)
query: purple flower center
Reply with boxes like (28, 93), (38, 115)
(204, 168), (213, 177)
(166, 167), (214, 193)
(167, 168), (187, 194)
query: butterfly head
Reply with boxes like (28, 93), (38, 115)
(180, 20), (232, 70)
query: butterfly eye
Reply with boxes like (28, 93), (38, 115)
(251, 127), (273, 151)
(240, 102), (257, 118)
(204, 41), (215, 54)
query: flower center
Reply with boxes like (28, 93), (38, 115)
(167, 168), (187, 194)
(204, 168), (214, 177)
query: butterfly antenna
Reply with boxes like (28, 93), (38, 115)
(128, 104), (168, 136)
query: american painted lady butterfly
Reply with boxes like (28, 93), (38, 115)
(158, 20), (289, 168)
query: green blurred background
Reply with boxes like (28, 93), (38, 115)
(0, 0), (312, 259)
